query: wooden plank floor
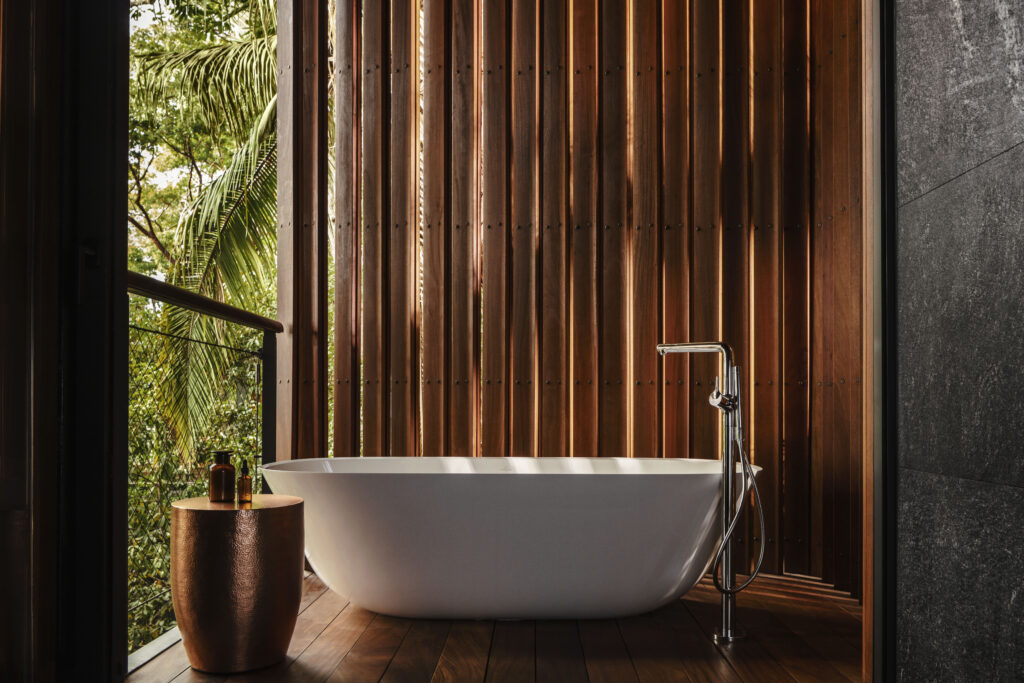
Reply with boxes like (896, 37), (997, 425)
(129, 573), (861, 683)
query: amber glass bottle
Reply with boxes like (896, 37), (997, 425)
(237, 459), (252, 504)
(208, 450), (235, 502)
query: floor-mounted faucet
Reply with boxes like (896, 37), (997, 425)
(657, 341), (764, 643)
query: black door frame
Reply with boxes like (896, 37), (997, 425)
(54, 0), (129, 678)
(877, 0), (899, 678)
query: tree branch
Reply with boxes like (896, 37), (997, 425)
(129, 159), (177, 265)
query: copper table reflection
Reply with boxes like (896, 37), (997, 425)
(171, 494), (304, 673)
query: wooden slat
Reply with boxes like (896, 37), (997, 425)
(380, 620), (451, 682)
(279, 604), (375, 682)
(539, 0), (569, 458)
(661, 0), (691, 460)
(748, 594), (861, 682)
(509, 0), (540, 458)
(597, 0), (629, 458)
(631, 0), (662, 460)
(830, 0), (853, 594)
(297, 572), (329, 612)
(388, 0), (419, 457)
(617, 614), (689, 682)
(811, 0), (835, 581)
(421, 0), (447, 458)
(449, 0), (481, 458)
(480, 0), (510, 459)
(360, 0), (388, 457)
(859, 0), (874, 664)
(431, 622), (493, 682)
(733, 598), (852, 683)
(688, 0), (721, 462)
(847, 0), (864, 602)
(721, 0), (751, 566)
(578, 620), (639, 682)
(333, 0), (360, 458)
(127, 642), (192, 683)
(327, 614), (412, 682)
(535, 621), (587, 683)
(781, 0), (811, 576)
(277, 0), (329, 461)
(751, 0), (783, 574)
(569, 0), (599, 458)
(485, 621), (535, 682)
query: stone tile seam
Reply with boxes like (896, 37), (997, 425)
(899, 138), (1024, 209)
(899, 464), (1024, 494)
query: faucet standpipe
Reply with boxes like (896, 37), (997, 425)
(656, 341), (766, 644)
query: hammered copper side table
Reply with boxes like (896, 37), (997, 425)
(171, 494), (304, 673)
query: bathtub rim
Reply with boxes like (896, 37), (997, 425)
(262, 456), (762, 477)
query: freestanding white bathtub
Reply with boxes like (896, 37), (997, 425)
(261, 456), (757, 620)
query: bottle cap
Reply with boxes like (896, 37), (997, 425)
(212, 449), (232, 464)
(241, 459), (250, 474)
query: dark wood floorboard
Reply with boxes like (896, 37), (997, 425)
(131, 643), (193, 683)
(430, 621), (493, 683)
(618, 613), (690, 682)
(683, 595), (795, 683)
(283, 604), (376, 682)
(380, 620), (451, 683)
(326, 614), (412, 682)
(134, 574), (861, 683)
(650, 601), (741, 683)
(578, 619), (640, 683)
(484, 621), (535, 683)
(534, 621), (587, 683)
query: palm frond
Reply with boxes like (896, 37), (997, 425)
(137, 34), (276, 142)
(171, 95), (277, 308)
(160, 100), (278, 456)
(157, 308), (234, 460)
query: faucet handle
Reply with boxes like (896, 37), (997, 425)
(709, 376), (738, 413)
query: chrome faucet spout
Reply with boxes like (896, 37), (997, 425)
(656, 341), (735, 367)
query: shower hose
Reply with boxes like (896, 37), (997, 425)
(711, 367), (767, 595)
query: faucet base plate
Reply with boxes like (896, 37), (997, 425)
(713, 627), (747, 644)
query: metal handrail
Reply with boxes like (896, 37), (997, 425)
(126, 270), (283, 333)
(126, 268), (279, 472)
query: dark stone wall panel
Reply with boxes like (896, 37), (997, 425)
(897, 469), (1024, 682)
(897, 0), (1024, 203)
(897, 0), (1024, 677)
(897, 143), (1024, 487)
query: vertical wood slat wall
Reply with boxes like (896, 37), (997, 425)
(329, 0), (863, 595)
(278, 0), (329, 461)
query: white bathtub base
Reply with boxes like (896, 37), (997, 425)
(262, 457), (757, 620)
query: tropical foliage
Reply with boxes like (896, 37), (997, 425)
(127, 0), (279, 652)
(130, 0), (278, 457)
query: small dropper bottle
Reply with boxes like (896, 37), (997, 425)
(237, 458), (252, 504)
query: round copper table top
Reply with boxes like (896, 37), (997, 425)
(172, 493), (303, 512)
